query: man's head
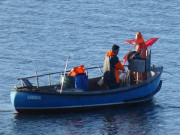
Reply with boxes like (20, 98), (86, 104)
(135, 32), (144, 43)
(112, 44), (120, 54)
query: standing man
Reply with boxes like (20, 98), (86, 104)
(103, 44), (125, 89)
(135, 32), (147, 80)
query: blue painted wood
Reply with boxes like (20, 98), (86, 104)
(10, 66), (163, 113)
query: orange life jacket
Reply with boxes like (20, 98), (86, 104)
(104, 50), (125, 83)
(68, 65), (85, 76)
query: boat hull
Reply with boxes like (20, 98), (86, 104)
(10, 67), (163, 113)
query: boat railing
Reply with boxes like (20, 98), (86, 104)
(17, 66), (103, 88)
(18, 66), (103, 80)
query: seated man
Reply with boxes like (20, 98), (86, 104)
(103, 44), (125, 89)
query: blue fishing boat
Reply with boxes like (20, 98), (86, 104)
(10, 49), (163, 113)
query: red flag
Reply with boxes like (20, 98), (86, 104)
(123, 37), (159, 65)
(145, 38), (159, 48)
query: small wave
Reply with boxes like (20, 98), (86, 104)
(168, 106), (180, 109)
(0, 110), (13, 112)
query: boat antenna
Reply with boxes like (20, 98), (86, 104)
(60, 55), (70, 93)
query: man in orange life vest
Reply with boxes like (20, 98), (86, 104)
(103, 44), (125, 89)
(135, 32), (147, 80)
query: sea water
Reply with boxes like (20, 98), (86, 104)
(0, 0), (180, 134)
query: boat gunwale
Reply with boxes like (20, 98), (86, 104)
(12, 66), (163, 96)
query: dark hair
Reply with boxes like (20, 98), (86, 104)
(112, 44), (119, 51)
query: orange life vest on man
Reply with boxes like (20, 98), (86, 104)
(103, 50), (125, 83)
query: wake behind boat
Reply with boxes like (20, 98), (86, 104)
(10, 48), (163, 113)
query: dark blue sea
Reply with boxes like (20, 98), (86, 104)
(0, 0), (180, 134)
